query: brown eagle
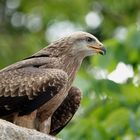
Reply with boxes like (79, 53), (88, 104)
(0, 31), (106, 135)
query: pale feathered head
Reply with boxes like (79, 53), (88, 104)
(33, 31), (106, 58)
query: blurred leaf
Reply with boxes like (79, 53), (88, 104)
(102, 108), (130, 137)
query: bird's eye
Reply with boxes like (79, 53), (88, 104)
(86, 37), (95, 42)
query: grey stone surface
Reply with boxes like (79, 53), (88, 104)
(0, 119), (59, 140)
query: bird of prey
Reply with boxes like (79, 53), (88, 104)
(0, 31), (106, 135)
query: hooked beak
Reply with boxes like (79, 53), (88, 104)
(89, 42), (106, 55)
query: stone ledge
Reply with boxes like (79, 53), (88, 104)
(0, 119), (59, 140)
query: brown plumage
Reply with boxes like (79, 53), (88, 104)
(0, 31), (106, 135)
(50, 86), (82, 135)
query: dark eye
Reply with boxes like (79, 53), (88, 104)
(86, 37), (95, 42)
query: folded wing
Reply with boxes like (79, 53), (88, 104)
(0, 67), (68, 116)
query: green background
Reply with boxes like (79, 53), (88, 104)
(0, 0), (140, 139)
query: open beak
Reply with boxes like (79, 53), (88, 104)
(89, 42), (106, 55)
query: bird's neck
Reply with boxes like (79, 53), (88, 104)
(60, 55), (83, 86)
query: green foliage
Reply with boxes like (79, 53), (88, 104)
(0, 0), (140, 139)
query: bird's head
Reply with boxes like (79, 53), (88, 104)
(33, 31), (106, 59)
(68, 31), (106, 57)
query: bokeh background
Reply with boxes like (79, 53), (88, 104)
(0, 0), (140, 140)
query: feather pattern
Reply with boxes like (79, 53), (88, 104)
(0, 67), (68, 116)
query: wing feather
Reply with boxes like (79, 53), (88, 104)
(50, 86), (81, 135)
(0, 67), (68, 116)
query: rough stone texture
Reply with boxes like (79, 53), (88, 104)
(0, 119), (60, 140)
